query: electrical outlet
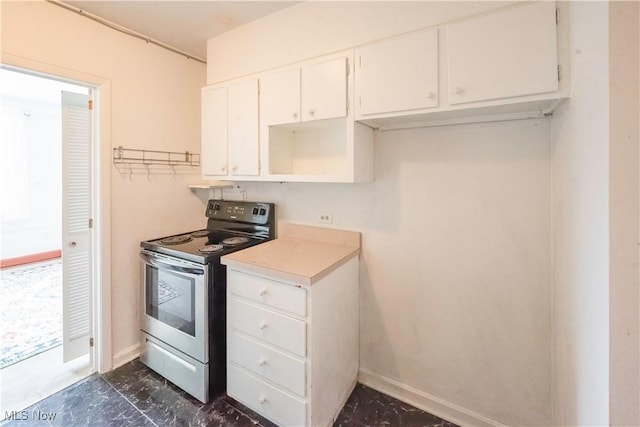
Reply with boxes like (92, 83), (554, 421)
(318, 212), (333, 224)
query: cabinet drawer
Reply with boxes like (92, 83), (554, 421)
(228, 332), (306, 397)
(228, 269), (307, 316)
(228, 365), (306, 427)
(228, 298), (307, 357)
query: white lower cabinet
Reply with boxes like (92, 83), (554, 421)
(226, 257), (359, 427)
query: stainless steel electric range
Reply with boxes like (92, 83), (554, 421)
(139, 199), (275, 403)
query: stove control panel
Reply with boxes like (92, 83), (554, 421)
(206, 200), (272, 224)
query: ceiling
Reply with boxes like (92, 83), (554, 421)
(61, 1), (299, 61)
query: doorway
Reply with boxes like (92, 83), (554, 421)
(0, 67), (96, 413)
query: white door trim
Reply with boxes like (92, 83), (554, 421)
(1, 53), (113, 373)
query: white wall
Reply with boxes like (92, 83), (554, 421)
(608, 2), (639, 425)
(1, 1), (207, 367)
(550, 2), (610, 425)
(207, 1), (516, 83)
(207, 2), (552, 425)
(1, 95), (62, 258)
(0, 71), (89, 260)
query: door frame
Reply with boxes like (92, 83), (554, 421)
(1, 54), (113, 373)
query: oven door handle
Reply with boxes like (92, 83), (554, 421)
(140, 253), (205, 276)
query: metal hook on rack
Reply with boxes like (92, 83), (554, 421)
(128, 163), (134, 181)
(171, 164), (177, 179)
(145, 163), (152, 180)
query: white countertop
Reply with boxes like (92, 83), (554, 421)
(221, 223), (361, 285)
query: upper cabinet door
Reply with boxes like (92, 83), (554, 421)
(356, 29), (439, 116)
(260, 68), (301, 126)
(447, 1), (558, 105)
(228, 79), (259, 176)
(201, 86), (228, 177)
(301, 57), (348, 122)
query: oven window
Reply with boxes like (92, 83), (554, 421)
(145, 265), (196, 336)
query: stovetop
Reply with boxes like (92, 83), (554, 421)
(141, 229), (265, 264)
(140, 200), (275, 265)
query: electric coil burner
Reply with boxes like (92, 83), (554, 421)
(191, 230), (211, 238)
(139, 199), (275, 403)
(160, 235), (192, 245)
(222, 236), (249, 245)
(198, 244), (224, 254)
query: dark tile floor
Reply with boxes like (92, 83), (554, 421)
(2, 359), (458, 427)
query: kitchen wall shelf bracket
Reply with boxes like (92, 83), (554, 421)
(113, 146), (200, 167)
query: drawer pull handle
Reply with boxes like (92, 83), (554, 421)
(259, 287), (267, 296)
(258, 357), (267, 367)
(258, 395), (267, 405)
(258, 321), (268, 330)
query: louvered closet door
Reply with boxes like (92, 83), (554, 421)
(61, 91), (92, 363)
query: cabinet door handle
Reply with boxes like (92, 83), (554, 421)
(258, 321), (267, 330)
(232, 165), (238, 172)
(292, 112), (298, 119)
(427, 92), (436, 100)
(258, 395), (267, 405)
(69, 241), (77, 247)
(454, 86), (464, 95)
(259, 287), (267, 296)
(258, 357), (267, 367)
(221, 166), (226, 172)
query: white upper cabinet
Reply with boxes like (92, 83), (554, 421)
(258, 53), (373, 183)
(260, 68), (300, 126)
(354, 1), (566, 129)
(446, 1), (559, 105)
(201, 78), (259, 179)
(261, 57), (347, 125)
(228, 79), (259, 176)
(201, 86), (227, 177)
(355, 28), (439, 116)
(300, 57), (347, 121)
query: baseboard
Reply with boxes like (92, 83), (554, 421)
(111, 343), (140, 370)
(1, 250), (61, 269)
(358, 368), (506, 427)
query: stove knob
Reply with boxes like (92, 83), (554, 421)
(259, 208), (266, 215)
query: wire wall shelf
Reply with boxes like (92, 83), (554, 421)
(113, 146), (200, 168)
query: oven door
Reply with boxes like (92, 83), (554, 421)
(140, 250), (208, 363)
